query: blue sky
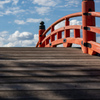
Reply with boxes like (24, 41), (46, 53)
(0, 0), (100, 47)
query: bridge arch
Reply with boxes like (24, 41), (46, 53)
(36, 0), (100, 55)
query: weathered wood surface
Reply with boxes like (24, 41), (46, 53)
(0, 47), (100, 100)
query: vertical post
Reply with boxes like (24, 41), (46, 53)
(45, 38), (49, 46)
(50, 26), (56, 47)
(57, 32), (62, 39)
(50, 26), (55, 42)
(74, 29), (80, 38)
(64, 18), (70, 38)
(82, 0), (96, 54)
(63, 18), (72, 47)
(39, 21), (45, 47)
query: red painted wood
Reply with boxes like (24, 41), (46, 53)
(65, 19), (70, 38)
(88, 26), (100, 34)
(74, 29), (80, 38)
(88, 41), (100, 54)
(57, 32), (62, 39)
(65, 25), (82, 30)
(82, 0), (96, 54)
(90, 12), (100, 17)
(39, 29), (45, 47)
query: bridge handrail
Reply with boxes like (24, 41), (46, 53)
(87, 26), (100, 34)
(90, 12), (100, 17)
(42, 25), (82, 44)
(36, 12), (82, 47)
(43, 12), (82, 36)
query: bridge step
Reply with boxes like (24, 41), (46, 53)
(0, 47), (100, 100)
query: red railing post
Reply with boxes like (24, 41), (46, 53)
(45, 38), (49, 46)
(57, 32), (62, 39)
(63, 18), (72, 47)
(50, 26), (55, 42)
(39, 21), (45, 47)
(74, 29), (80, 38)
(50, 26), (56, 47)
(64, 18), (70, 38)
(82, 0), (96, 54)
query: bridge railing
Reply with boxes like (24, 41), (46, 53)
(36, 12), (82, 47)
(36, 0), (100, 56)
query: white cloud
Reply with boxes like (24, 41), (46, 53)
(33, 34), (38, 44)
(33, 0), (58, 7)
(7, 7), (25, 15)
(64, 0), (79, 7)
(8, 31), (34, 41)
(97, 36), (100, 43)
(0, 0), (11, 8)
(18, 32), (34, 40)
(3, 31), (38, 47)
(95, 0), (100, 3)
(44, 18), (50, 22)
(0, 31), (9, 46)
(12, 0), (19, 5)
(35, 7), (50, 15)
(21, 1), (25, 4)
(0, 0), (59, 16)
(55, 21), (65, 30)
(14, 20), (26, 25)
(33, 0), (60, 15)
(27, 18), (42, 23)
(0, 31), (8, 37)
(0, 0), (19, 8)
(70, 20), (82, 25)
(4, 42), (15, 47)
(70, 20), (82, 34)
(0, 7), (25, 16)
(26, 18), (50, 23)
(14, 18), (50, 25)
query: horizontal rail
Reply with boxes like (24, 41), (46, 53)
(42, 12), (82, 36)
(42, 34), (51, 43)
(51, 38), (63, 46)
(66, 37), (82, 45)
(65, 25), (82, 30)
(42, 25), (82, 44)
(36, 12), (82, 47)
(50, 27), (64, 35)
(90, 12), (100, 17)
(88, 41), (100, 54)
(51, 12), (82, 27)
(88, 26), (100, 34)
(45, 38), (82, 47)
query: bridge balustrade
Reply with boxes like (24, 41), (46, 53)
(36, 0), (100, 55)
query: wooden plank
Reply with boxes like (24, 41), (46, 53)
(0, 77), (100, 83)
(0, 47), (82, 51)
(0, 83), (100, 90)
(0, 66), (100, 71)
(0, 90), (100, 99)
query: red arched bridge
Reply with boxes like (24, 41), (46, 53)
(36, 0), (100, 56)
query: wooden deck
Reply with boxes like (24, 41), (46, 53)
(0, 47), (100, 100)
